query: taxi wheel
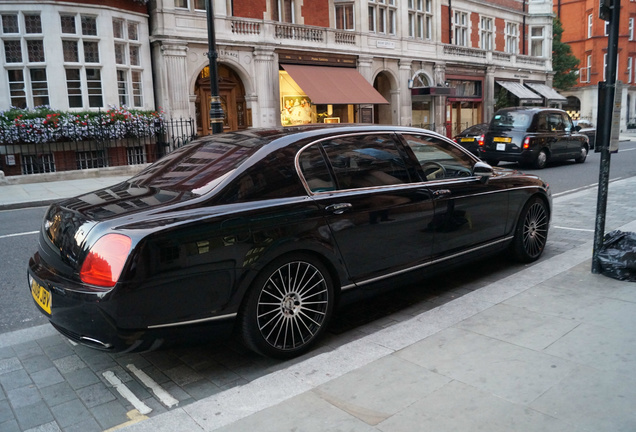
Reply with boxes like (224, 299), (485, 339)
(239, 254), (334, 359)
(575, 145), (588, 163)
(533, 149), (548, 169)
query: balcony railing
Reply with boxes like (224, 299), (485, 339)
(275, 23), (324, 42)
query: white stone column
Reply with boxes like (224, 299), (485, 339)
(399, 60), (413, 126)
(159, 42), (190, 119)
(485, 66), (496, 121)
(253, 47), (277, 127)
(434, 63), (447, 134)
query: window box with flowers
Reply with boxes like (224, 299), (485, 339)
(0, 106), (166, 175)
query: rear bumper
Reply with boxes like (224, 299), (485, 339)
(27, 253), (235, 353)
(480, 148), (536, 164)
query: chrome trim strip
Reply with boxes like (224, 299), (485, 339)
(354, 236), (514, 287)
(341, 283), (356, 291)
(147, 313), (237, 329)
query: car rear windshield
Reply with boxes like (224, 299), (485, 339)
(128, 134), (265, 195)
(490, 111), (532, 130)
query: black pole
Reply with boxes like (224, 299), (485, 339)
(592, 0), (620, 273)
(206, 0), (224, 134)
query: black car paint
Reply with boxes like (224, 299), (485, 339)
(480, 108), (589, 167)
(28, 125), (551, 354)
(453, 123), (489, 156)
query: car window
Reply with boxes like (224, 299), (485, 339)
(319, 134), (411, 190)
(219, 147), (305, 203)
(297, 145), (336, 193)
(561, 114), (573, 132)
(547, 113), (565, 132)
(401, 134), (473, 181)
(536, 114), (549, 132)
(491, 111), (531, 130)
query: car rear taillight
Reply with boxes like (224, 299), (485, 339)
(478, 135), (485, 147)
(80, 234), (132, 288)
(523, 136), (531, 149)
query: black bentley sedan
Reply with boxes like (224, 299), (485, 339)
(480, 107), (589, 169)
(28, 125), (551, 358)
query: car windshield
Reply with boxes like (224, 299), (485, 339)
(128, 134), (266, 195)
(491, 111), (532, 130)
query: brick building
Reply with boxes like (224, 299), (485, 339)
(1, 0), (560, 139)
(554, 0), (636, 127)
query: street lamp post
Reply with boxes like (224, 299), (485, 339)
(206, 0), (224, 134)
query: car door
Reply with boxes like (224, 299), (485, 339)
(560, 113), (582, 156)
(546, 111), (568, 159)
(399, 133), (510, 258)
(297, 133), (436, 283)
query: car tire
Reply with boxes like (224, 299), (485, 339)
(575, 145), (588, 163)
(533, 149), (548, 169)
(239, 253), (334, 358)
(511, 196), (549, 263)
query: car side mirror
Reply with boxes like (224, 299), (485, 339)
(573, 125), (581, 132)
(473, 161), (493, 183)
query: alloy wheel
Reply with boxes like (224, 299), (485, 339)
(522, 201), (548, 259)
(255, 260), (330, 352)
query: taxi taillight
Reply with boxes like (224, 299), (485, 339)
(478, 135), (485, 147)
(80, 234), (132, 288)
(523, 136), (531, 149)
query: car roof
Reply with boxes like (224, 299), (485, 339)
(494, 107), (567, 115)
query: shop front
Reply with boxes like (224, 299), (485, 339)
(277, 51), (388, 126)
(445, 77), (484, 137)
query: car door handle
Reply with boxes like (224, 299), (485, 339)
(432, 189), (451, 199)
(325, 203), (352, 214)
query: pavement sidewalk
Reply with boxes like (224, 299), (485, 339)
(1, 168), (635, 431)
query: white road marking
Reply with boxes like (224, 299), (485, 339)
(127, 364), (179, 408)
(0, 230), (38, 239)
(553, 226), (595, 232)
(103, 371), (152, 415)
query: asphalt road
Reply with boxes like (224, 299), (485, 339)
(2, 141), (636, 335)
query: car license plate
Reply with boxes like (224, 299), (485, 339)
(31, 278), (51, 314)
(460, 137), (474, 142)
(496, 143), (506, 151)
(493, 137), (512, 143)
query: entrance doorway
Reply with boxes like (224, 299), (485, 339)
(195, 64), (249, 135)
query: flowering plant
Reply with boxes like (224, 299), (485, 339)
(0, 106), (165, 145)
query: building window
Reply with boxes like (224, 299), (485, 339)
(480, 16), (493, 50)
(60, 13), (103, 109)
(629, 57), (633, 83)
(1, 12), (48, 108)
(86, 68), (103, 107)
(1, 14), (19, 33)
(272, 0), (295, 23)
(453, 11), (468, 47)
(175, 0), (206, 10)
(408, 0), (432, 40)
(335, 3), (355, 30)
(587, 14), (593, 38)
(580, 54), (591, 83)
(630, 18), (634, 40)
(369, 0), (397, 35)
(81, 16), (98, 36)
(112, 18), (143, 107)
(505, 22), (519, 54)
(61, 15), (76, 34)
(22, 153), (55, 175)
(530, 26), (544, 57)
(66, 68), (83, 108)
(127, 146), (146, 165)
(76, 150), (106, 170)
(604, 21), (609, 36)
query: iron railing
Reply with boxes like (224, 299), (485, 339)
(0, 118), (196, 176)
